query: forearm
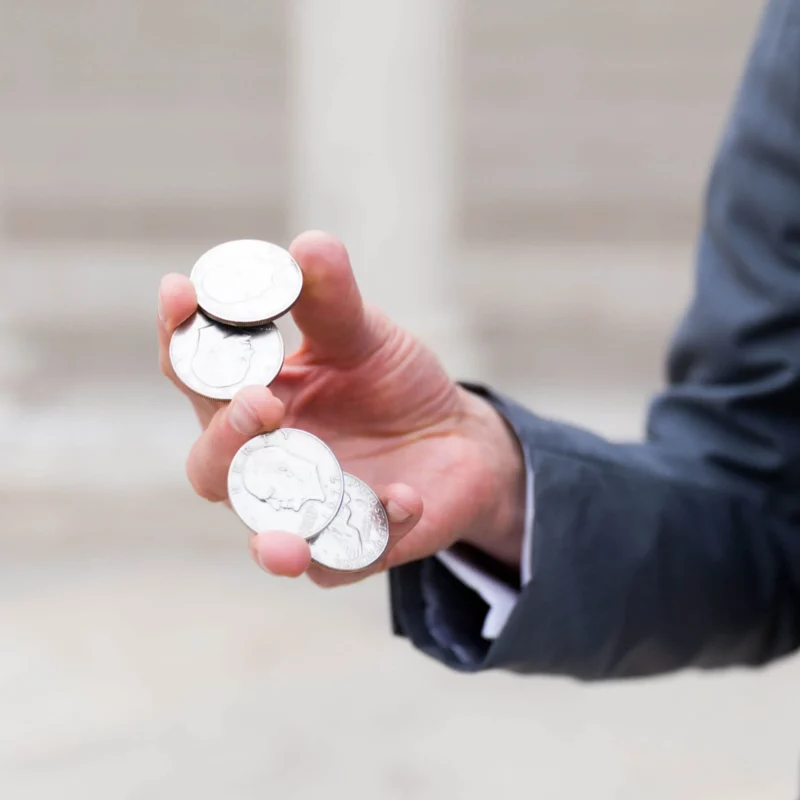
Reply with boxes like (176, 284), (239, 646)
(650, 0), (800, 486)
(489, 399), (799, 677)
(391, 391), (800, 676)
(392, 0), (800, 676)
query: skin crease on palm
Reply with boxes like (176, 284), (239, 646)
(157, 230), (527, 589)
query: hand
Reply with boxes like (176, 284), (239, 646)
(157, 231), (526, 586)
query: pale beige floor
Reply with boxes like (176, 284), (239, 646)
(1, 244), (799, 798)
(2, 520), (799, 799)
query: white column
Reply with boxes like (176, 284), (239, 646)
(287, 0), (478, 377)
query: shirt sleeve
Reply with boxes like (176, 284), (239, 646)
(434, 410), (535, 640)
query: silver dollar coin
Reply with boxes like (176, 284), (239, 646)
(191, 239), (303, 326)
(228, 429), (344, 539)
(169, 311), (284, 401)
(310, 474), (390, 572)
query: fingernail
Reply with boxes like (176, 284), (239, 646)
(386, 500), (412, 524)
(157, 294), (166, 324)
(257, 550), (276, 575)
(228, 396), (261, 436)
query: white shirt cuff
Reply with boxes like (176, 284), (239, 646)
(435, 549), (520, 639)
(435, 443), (535, 640)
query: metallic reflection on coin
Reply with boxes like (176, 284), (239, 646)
(191, 239), (303, 326)
(169, 311), (284, 401)
(310, 474), (389, 572)
(227, 429), (344, 539)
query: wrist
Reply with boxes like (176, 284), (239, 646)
(455, 386), (527, 571)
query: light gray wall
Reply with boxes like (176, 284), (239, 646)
(459, 1), (761, 243)
(0, 0), (762, 246)
(0, 0), (290, 244)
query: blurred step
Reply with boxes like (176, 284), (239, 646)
(2, 242), (694, 327)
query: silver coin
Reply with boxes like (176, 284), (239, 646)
(191, 239), (303, 326)
(310, 474), (390, 572)
(227, 429), (344, 539)
(169, 311), (284, 401)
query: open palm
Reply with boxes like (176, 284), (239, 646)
(158, 231), (524, 585)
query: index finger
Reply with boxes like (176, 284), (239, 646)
(157, 273), (197, 356)
(157, 273), (221, 427)
(157, 273), (201, 395)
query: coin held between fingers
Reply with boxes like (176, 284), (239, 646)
(228, 429), (345, 540)
(310, 473), (390, 573)
(191, 239), (303, 327)
(169, 311), (285, 401)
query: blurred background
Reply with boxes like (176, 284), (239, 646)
(2, 1), (798, 798)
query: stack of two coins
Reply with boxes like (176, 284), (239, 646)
(169, 240), (298, 402)
(228, 429), (390, 573)
(170, 240), (390, 573)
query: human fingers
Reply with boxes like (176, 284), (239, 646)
(186, 386), (285, 502)
(157, 273), (197, 381)
(288, 230), (388, 365)
(156, 273), (225, 429)
(249, 482), (423, 584)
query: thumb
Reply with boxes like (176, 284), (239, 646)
(288, 230), (384, 363)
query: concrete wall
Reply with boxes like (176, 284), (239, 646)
(0, 0), (761, 246)
(0, 0), (290, 244)
(459, 1), (760, 243)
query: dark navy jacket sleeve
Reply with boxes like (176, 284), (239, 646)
(389, 0), (800, 678)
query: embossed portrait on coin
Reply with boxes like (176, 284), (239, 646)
(201, 253), (276, 305)
(191, 323), (254, 387)
(326, 491), (369, 558)
(242, 447), (325, 511)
